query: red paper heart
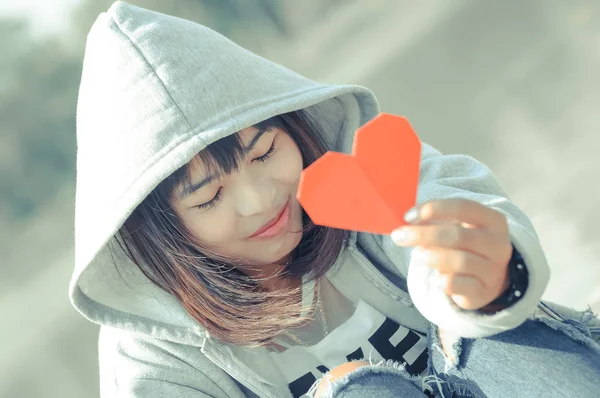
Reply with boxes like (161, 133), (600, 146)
(297, 113), (421, 235)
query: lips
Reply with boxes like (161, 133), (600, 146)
(249, 201), (289, 238)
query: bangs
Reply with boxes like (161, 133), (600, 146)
(198, 133), (246, 178)
(167, 116), (286, 199)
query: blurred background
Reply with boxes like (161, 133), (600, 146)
(1, 0), (599, 396)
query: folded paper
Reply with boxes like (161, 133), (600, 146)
(297, 113), (421, 234)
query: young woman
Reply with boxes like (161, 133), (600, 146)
(69, 2), (600, 397)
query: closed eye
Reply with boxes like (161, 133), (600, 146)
(195, 140), (276, 210)
(253, 141), (276, 163)
(196, 188), (222, 210)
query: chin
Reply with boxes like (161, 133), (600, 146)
(260, 198), (304, 263)
(273, 226), (302, 260)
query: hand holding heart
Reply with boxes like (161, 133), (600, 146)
(297, 114), (513, 311)
(392, 198), (513, 311)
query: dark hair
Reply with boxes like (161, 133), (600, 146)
(116, 109), (347, 346)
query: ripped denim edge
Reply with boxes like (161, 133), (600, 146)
(428, 305), (600, 374)
(428, 323), (463, 373)
(532, 308), (600, 356)
(577, 306), (599, 327)
(305, 358), (445, 398)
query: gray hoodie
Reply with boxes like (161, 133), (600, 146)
(70, 2), (550, 397)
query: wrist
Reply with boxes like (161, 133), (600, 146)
(478, 244), (529, 314)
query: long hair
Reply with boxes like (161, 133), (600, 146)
(116, 109), (348, 346)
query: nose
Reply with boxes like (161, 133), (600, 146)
(232, 169), (275, 217)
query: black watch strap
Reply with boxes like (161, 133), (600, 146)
(480, 244), (529, 313)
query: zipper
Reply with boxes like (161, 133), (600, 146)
(537, 302), (566, 322)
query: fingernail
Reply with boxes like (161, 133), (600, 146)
(404, 207), (419, 223)
(392, 228), (409, 244)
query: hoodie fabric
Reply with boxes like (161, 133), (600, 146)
(70, 2), (551, 397)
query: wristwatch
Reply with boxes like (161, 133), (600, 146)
(479, 244), (529, 314)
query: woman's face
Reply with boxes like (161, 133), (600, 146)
(171, 125), (304, 274)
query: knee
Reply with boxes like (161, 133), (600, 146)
(442, 320), (600, 395)
(313, 361), (370, 398)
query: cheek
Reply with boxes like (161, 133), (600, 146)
(184, 209), (237, 247)
(272, 139), (303, 184)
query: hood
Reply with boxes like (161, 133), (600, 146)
(69, 1), (379, 346)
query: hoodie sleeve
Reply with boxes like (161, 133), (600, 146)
(388, 142), (550, 338)
(98, 326), (246, 398)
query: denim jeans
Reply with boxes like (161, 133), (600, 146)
(311, 302), (600, 398)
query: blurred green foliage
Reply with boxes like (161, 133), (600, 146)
(0, 0), (291, 228)
(0, 18), (81, 222)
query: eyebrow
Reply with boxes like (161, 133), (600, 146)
(176, 128), (270, 200)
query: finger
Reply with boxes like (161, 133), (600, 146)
(446, 275), (490, 310)
(405, 199), (508, 234)
(411, 247), (495, 286)
(393, 224), (504, 261)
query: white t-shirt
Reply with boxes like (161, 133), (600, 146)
(268, 277), (429, 397)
